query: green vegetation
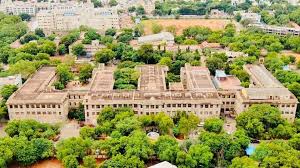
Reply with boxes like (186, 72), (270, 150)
(114, 61), (141, 90)
(237, 104), (297, 140)
(54, 64), (74, 90)
(0, 85), (18, 120)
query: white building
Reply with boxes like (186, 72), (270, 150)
(0, 74), (22, 88)
(36, 2), (120, 32)
(249, 24), (300, 36)
(137, 32), (175, 46)
(240, 12), (261, 24)
(0, 0), (36, 15)
(231, 0), (245, 6)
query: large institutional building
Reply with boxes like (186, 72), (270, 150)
(6, 63), (298, 124)
(36, 2), (120, 32)
(0, 0), (120, 32)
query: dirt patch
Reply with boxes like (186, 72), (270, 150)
(282, 50), (300, 61)
(141, 19), (233, 35)
(31, 159), (63, 168)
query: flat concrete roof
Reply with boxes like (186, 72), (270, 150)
(214, 76), (243, 90)
(90, 66), (115, 92)
(7, 66), (68, 104)
(183, 64), (216, 91)
(244, 64), (283, 88)
(136, 65), (168, 91)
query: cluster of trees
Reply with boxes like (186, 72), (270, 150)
(113, 61), (141, 90)
(54, 64), (74, 90)
(128, 6), (145, 15)
(0, 85), (18, 120)
(3, 104), (300, 167)
(19, 28), (46, 44)
(154, 0), (251, 16)
(0, 119), (59, 167)
(58, 31), (80, 55)
(237, 104), (299, 140)
(71, 29), (116, 57)
(175, 24), (235, 46)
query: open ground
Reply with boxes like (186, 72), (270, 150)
(141, 18), (237, 35)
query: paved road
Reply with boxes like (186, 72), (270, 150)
(58, 120), (80, 141)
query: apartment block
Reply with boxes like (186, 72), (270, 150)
(36, 2), (120, 32)
(0, 0), (36, 15)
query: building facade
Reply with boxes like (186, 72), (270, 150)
(6, 64), (298, 124)
(36, 2), (120, 32)
(249, 24), (300, 36)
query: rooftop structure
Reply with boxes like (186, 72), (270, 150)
(181, 64), (216, 91)
(244, 64), (283, 88)
(90, 65), (115, 92)
(235, 64), (298, 121)
(249, 24), (300, 36)
(0, 74), (22, 88)
(136, 65), (168, 91)
(137, 32), (175, 46)
(213, 70), (243, 90)
(148, 161), (177, 168)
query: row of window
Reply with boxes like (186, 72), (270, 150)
(282, 111), (294, 115)
(87, 110), (219, 117)
(14, 111), (62, 115)
(10, 104), (61, 109)
(86, 103), (220, 110)
(220, 94), (236, 99)
(222, 101), (235, 105)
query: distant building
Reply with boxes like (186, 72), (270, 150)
(117, 0), (156, 14)
(36, 2), (120, 32)
(210, 9), (230, 18)
(249, 24), (300, 36)
(0, 74), (22, 88)
(288, 0), (299, 6)
(231, 0), (245, 6)
(69, 40), (105, 58)
(0, 0), (36, 15)
(240, 12), (261, 23)
(214, 49), (248, 60)
(137, 32), (175, 46)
